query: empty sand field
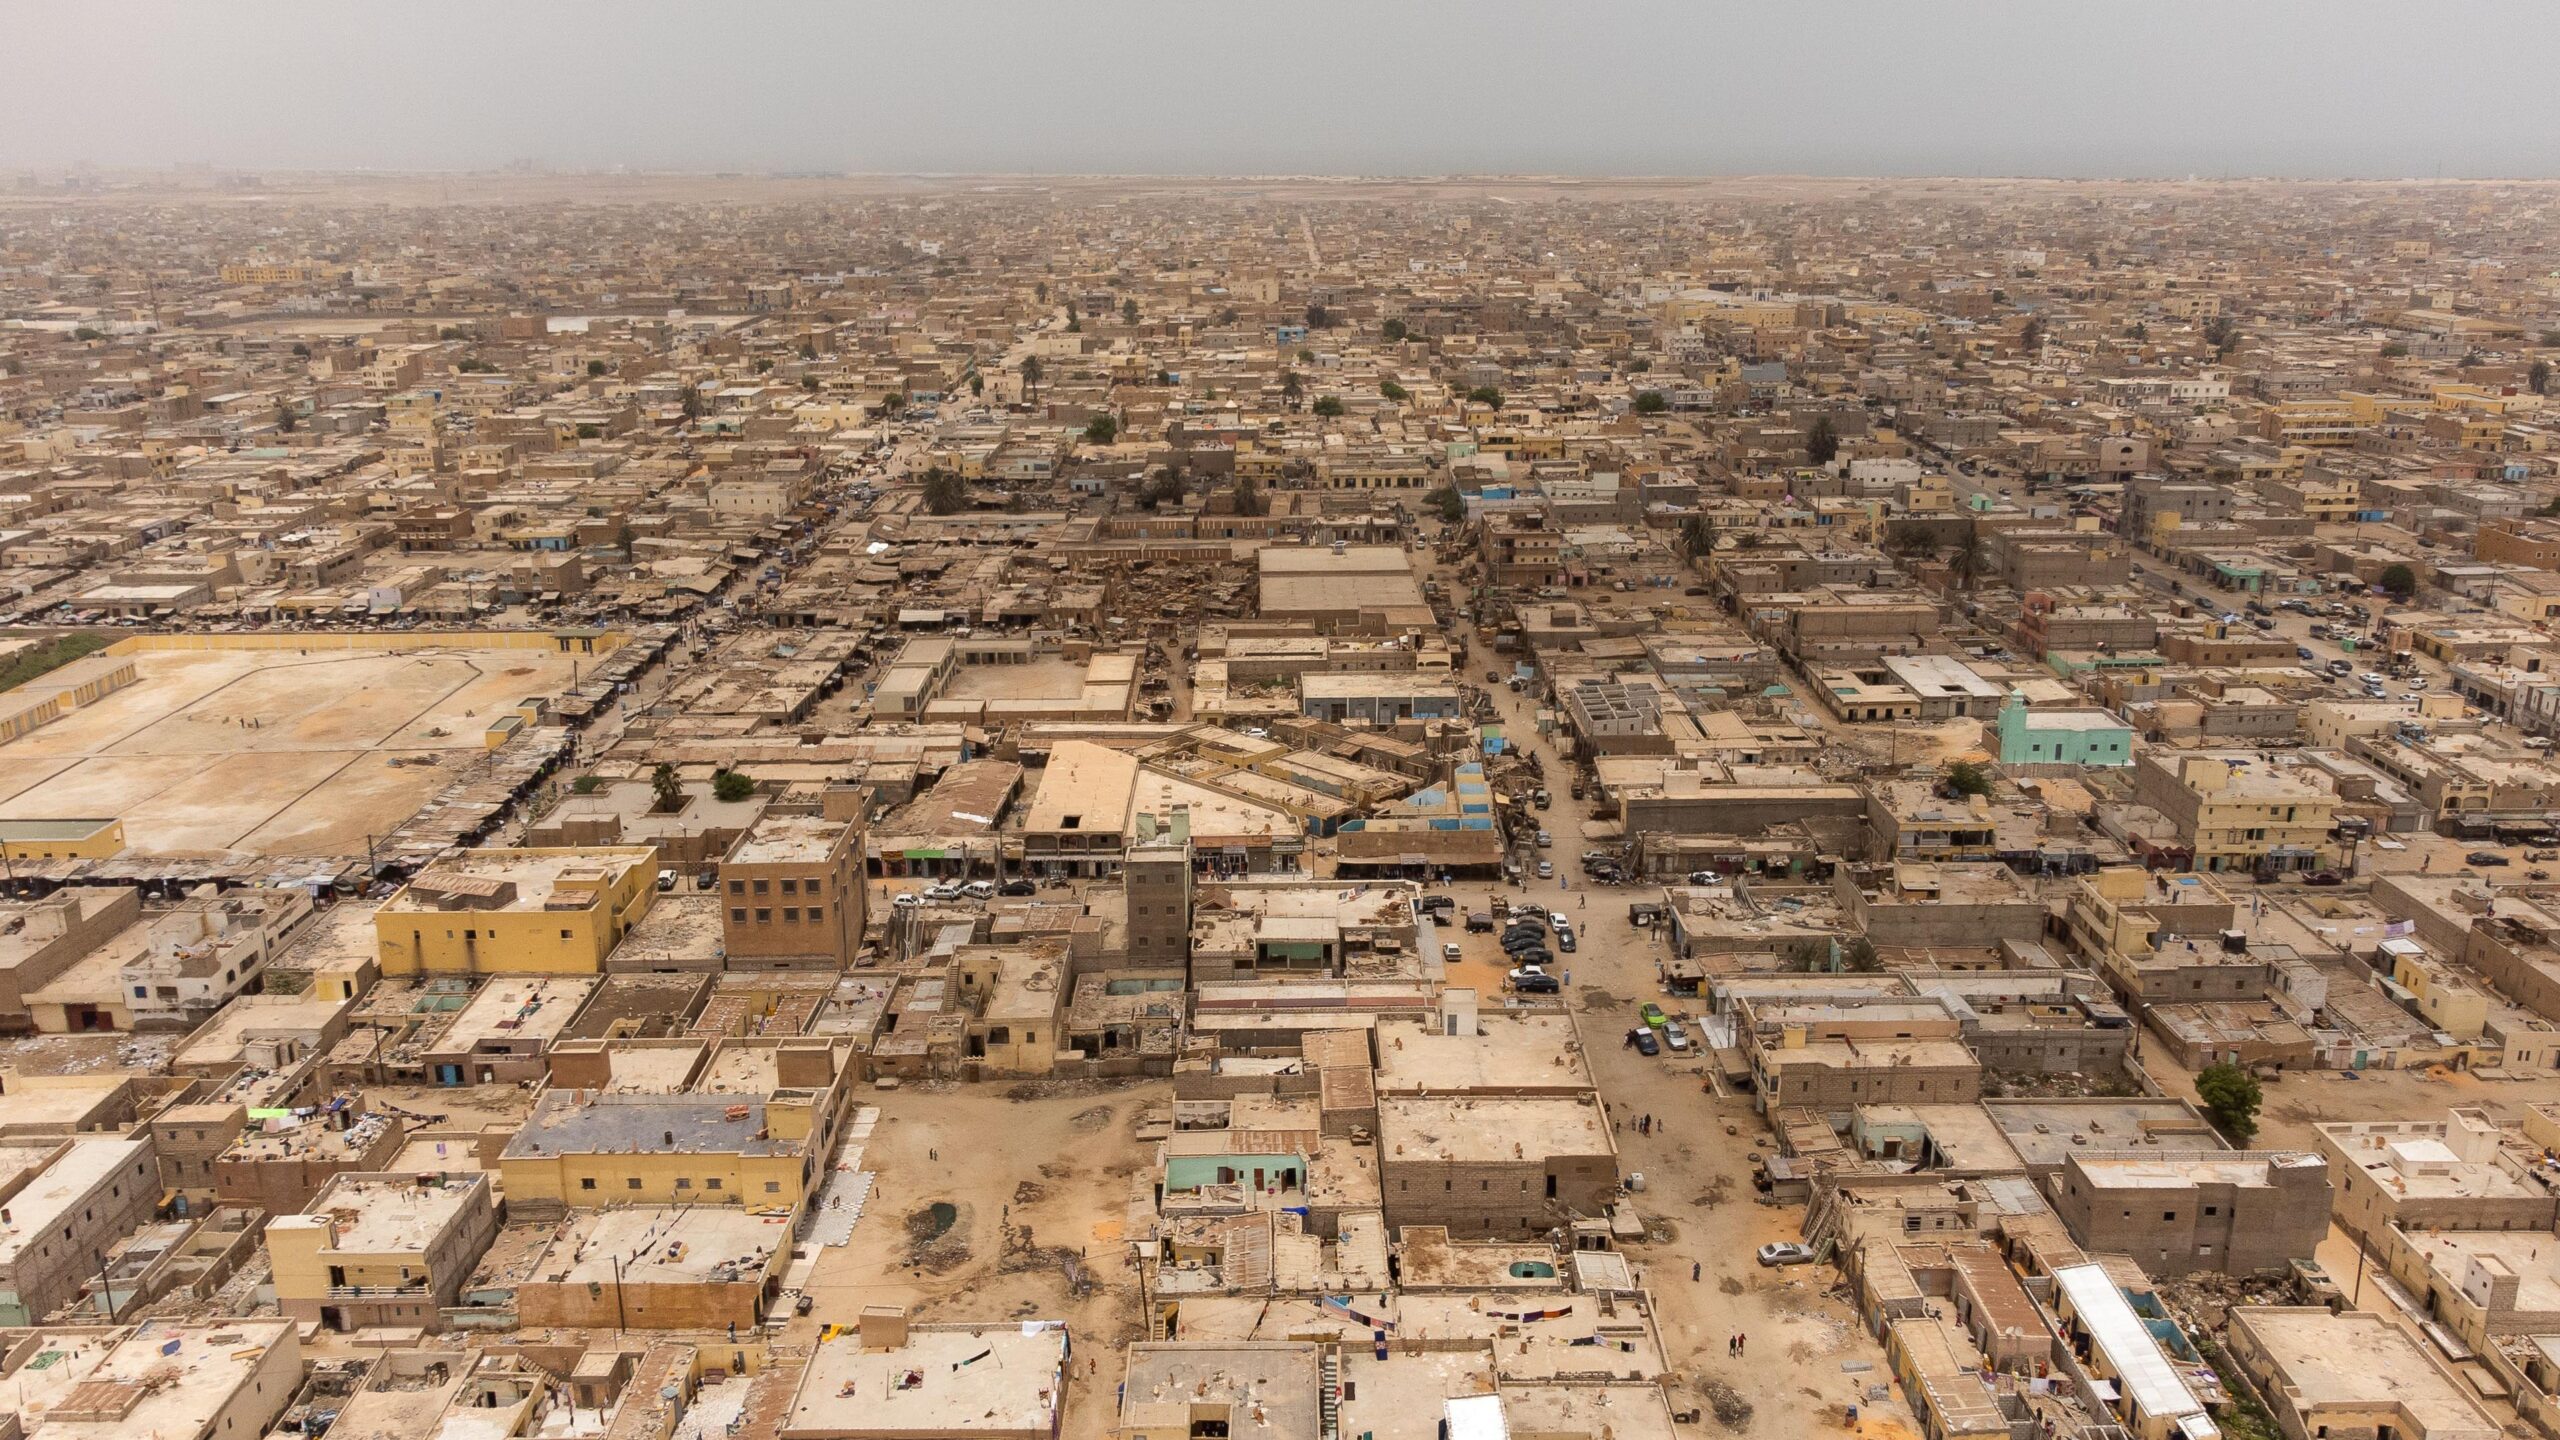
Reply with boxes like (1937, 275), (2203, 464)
(0, 645), (583, 858)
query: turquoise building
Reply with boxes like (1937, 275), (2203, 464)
(1996, 690), (2132, 767)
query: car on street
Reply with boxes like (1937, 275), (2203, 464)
(1757, 1243), (1817, 1267)
(998, 879), (1037, 896)
(923, 880), (964, 901)
(1639, 1002), (1668, 1029)
(1534, 830), (1553, 848)
(2302, 870), (2343, 886)
(1548, 911), (1569, 927)
(2468, 851), (2512, 867)
(892, 892), (922, 909)
(1556, 929), (1577, 952)
(1661, 1020), (1693, 1052)
(1442, 942), (1463, 961)
(1510, 969), (1560, 995)
(1535, 860), (1554, 878)
(1632, 1028), (1660, 1056)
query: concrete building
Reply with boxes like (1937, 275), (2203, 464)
(2048, 1151), (2331, 1276)
(0, 1136), (159, 1325)
(2314, 1109), (2560, 1243)
(0, 1319), (301, 1440)
(375, 846), (659, 975)
(720, 812), (866, 970)
(2224, 1307), (2500, 1440)
(1377, 1094), (1618, 1239)
(781, 1310), (1070, 1440)
(1996, 691), (2133, 767)
(267, 1169), (500, 1331)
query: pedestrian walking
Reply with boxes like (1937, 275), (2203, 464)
(1692, 1261), (1701, 1282)
(1737, 1333), (1747, 1355)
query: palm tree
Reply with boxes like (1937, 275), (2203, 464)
(1679, 514), (1717, 565)
(1947, 531), (1990, 591)
(1020, 355), (1042, 403)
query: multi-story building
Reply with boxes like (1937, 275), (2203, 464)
(2047, 1150), (2332, 1276)
(2131, 753), (2341, 874)
(719, 813), (866, 970)
(374, 846), (659, 975)
(267, 1170), (500, 1332)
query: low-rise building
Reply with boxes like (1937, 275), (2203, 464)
(267, 1169), (500, 1332)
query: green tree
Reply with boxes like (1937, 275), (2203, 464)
(753, 357), (774, 374)
(1311, 395), (1345, 418)
(1379, 379), (1410, 403)
(2542, 330), (2560, 347)
(575, 422), (602, 439)
(1679, 513), (1717, 562)
(1304, 303), (1331, 330)
(680, 388), (705, 420)
(69, 325), (101, 340)
(1083, 414), (1119, 444)
(1943, 761), (1993, 797)
(1381, 318), (1408, 342)
(650, 762), (685, 815)
(1428, 484), (1465, 525)
(2194, 1062), (2263, 1142)
(1216, 306), (1238, 325)
(1947, 530), (1991, 591)
(969, 373), (985, 397)
(1121, 297), (1139, 325)
(1466, 385), (1502, 407)
(275, 406), (298, 433)
(571, 774), (604, 795)
(2379, 342), (2409, 359)
(587, 359), (608, 377)
(921, 467), (967, 515)
(1806, 416), (1840, 465)
(1020, 355), (1042, 400)
(292, 342), (312, 358)
(1633, 391), (1668, 415)
(2378, 563), (2418, 600)
(2205, 315), (2239, 355)
(1065, 313), (1080, 333)
(712, 769), (756, 803)
(799, 342), (818, 360)
(1232, 475), (1266, 517)
(1136, 470), (1187, 510)
(1034, 280), (1048, 304)
(2020, 316), (2045, 351)
(1281, 371), (1304, 405)
(801, 375), (819, 391)
(2532, 359), (2552, 396)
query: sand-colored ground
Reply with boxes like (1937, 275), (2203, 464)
(0, 646), (582, 857)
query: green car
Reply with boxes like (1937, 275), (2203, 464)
(1639, 1002), (1668, 1030)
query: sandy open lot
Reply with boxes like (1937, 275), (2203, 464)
(0, 645), (584, 857)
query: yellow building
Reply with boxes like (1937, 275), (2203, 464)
(268, 1170), (500, 1332)
(375, 846), (657, 975)
(497, 1041), (853, 1211)
(0, 817), (127, 862)
(2134, 754), (2342, 874)
(2389, 947), (2490, 1039)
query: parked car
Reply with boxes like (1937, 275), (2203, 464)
(1534, 860), (1554, 878)
(998, 879), (1037, 896)
(1510, 969), (1560, 995)
(1632, 1029), (1660, 1057)
(1510, 947), (1554, 968)
(2302, 870), (2344, 887)
(892, 892), (923, 909)
(1466, 912), (1497, 933)
(1443, 942), (1463, 961)
(1757, 1243), (1817, 1267)
(2468, 851), (2512, 867)
(1534, 830), (1553, 848)
(1639, 1002), (1668, 1029)
(1556, 929), (1577, 952)
(962, 880), (997, 900)
(1661, 1020), (1693, 1053)
(923, 880), (963, 901)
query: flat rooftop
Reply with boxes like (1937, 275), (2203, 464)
(299, 1171), (485, 1252)
(382, 846), (651, 913)
(2230, 1307), (2497, 1440)
(1120, 1342), (1324, 1440)
(1373, 1015), (1593, 1095)
(434, 975), (598, 1053)
(14, 1319), (298, 1440)
(730, 813), (850, 866)
(784, 1323), (1067, 1439)
(504, 1090), (791, 1159)
(535, 1204), (786, 1287)
(1986, 1099), (2227, 1170)
(0, 1138), (150, 1266)
(1378, 1094), (1612, 1163)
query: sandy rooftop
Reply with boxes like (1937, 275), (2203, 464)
(0, 645), (583, 858)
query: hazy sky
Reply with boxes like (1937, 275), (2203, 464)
(9, 0), (2560, 179)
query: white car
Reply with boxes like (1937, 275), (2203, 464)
(1549, 911), (1570, 928)
(891, 892), (922, 909)
(1442, 942), (1463, 961)
(961, 880), (997, 900)
(922, 881), (963, 901)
